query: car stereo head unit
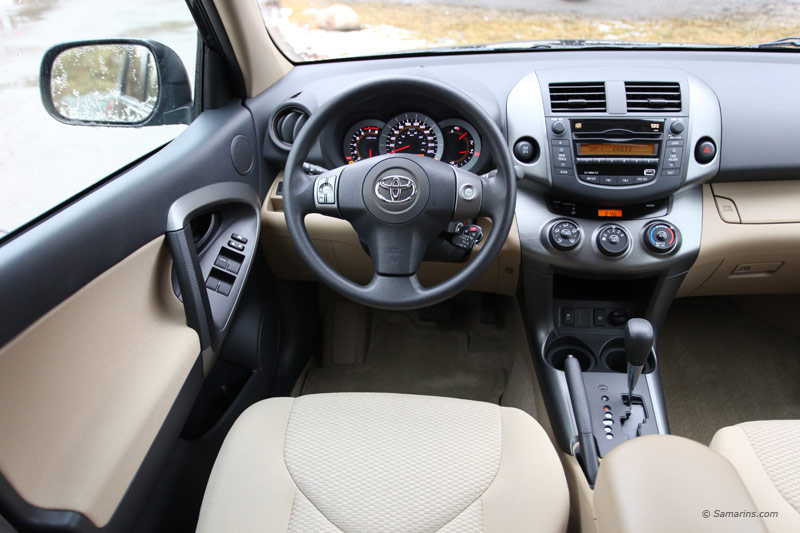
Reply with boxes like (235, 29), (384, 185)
(547, 116), (688, 204)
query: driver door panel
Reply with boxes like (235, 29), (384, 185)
(0, 103), (265, 531)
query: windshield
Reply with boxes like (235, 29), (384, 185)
(260, 0), (800, 61)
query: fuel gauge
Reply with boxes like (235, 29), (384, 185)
(440, 119), (482, 172)
(343, 120), (385, 163)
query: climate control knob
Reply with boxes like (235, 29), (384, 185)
(644, 222), (679, 253)
(549, 220), (581, 251)
(597, 225), (629, 257)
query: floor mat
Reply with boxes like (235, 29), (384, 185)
(658, 296), (800, 445)
(300, 301), (511, 404)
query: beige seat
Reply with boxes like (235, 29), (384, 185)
(196, 392), (569, 533)
(711, 420), (800, 533)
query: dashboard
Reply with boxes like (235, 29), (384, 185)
(256, 49), (800, 299)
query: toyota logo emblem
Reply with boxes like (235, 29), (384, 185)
(375, 175), (417, 204)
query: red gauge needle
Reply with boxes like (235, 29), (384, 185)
(369, 149), (373, 157)
(458, 132), (468, 140)
(459, 150), (470, 153)
(390, 145), (410, 153)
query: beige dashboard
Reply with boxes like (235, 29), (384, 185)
(261, 174), (800, 298)
(678, 181), (800, 297)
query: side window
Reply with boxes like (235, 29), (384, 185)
(0, 0), (198, 239)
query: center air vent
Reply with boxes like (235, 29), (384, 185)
(625, 82), (682, 111)
(549, 82), (607, 112)
(270, 106), (309, 149)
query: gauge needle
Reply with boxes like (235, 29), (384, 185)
(390, 145), (410, 153)
(369, 149), (373, 157)
(459, 150), (471, 154)
(458, 132), (468, 140)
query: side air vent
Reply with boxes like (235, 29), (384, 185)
(270, 106), (309, 149)
(549, 82), (607, 112)
(625, 82), (682, 111)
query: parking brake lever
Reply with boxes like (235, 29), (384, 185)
(564, 354), (599, 486)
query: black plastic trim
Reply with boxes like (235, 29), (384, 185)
(167, 227), (213, 350)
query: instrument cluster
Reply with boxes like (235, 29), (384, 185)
(342, 112), (483, 172)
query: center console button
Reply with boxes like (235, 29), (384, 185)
(597, 225), (630, 257)
(618, 176), (634, 185)
(600, 176), (617, 186)
(669, 121), (685, 134)
(514, 139), (537, 162)
(552, 121), (566, 135)
(580, 174), (599, 183)
(644, 221), (679, 253)
(549, 220), (582, 251)
(695, 138), (717, 164)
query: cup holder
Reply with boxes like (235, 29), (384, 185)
(600, 338), (655, 373)
(546, 338), (595, 372)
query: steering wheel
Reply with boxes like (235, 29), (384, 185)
(283, 76), (516, 310)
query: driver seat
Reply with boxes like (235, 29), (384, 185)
(196, 393), (569, 532)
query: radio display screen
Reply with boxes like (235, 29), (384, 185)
(577, 143), (657, 156)
(598, 209), (623, 218)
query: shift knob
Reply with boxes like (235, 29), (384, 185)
(625, 318), (653, 367)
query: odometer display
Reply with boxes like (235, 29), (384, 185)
(379, 112), (443, 160)
(343, 120), (385, 162)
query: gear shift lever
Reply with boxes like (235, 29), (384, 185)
(625, 318), (654, 405)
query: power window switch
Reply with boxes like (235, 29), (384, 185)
(217, 281), (232, 297)
(205, 277), (220, 292)
(214, 256), (229, 269)
(561, 308), (576, 326)
(231, 233), (248, 244)
(593, 309), (607, 327)
(228, 240), (245, 251)
(226, 261), (241, 274)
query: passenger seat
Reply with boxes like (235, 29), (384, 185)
(710, 421), (800, 532)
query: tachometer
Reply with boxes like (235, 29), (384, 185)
(440, 119), (482, 171)
(343, 120), (385, 163)
(379, 112), (443, 159)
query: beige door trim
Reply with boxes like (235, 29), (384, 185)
(0, 236), (200, 527)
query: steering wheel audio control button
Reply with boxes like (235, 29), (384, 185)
(597, 225), (630, 257)
(460, 184), (477, 201)
(313, 170), (342, 214)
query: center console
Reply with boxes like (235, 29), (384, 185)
(506, 66), (722, 480)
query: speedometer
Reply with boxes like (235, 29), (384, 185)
(379, 112), (443, 160)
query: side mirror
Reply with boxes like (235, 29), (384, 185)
(40, 39), (193, 127)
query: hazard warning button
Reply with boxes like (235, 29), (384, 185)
(695, 139), (717, 164)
